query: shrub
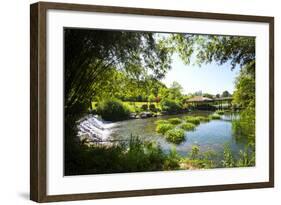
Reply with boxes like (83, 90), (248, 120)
(160, 99), (181, 113)
(236, 149), (255, 167)
(156, 123), (174, 135)
(180, 122), (196, 131)
(163, 147), (180, 170)
(165, 128), (185, 144)
(222, 144), (235, 168)
(149, 103), (156, 111)
(141, 104), (148, 111)
(184, 116), (200, 125)
(168, 118), (182, 125)
(190, 145), (200, 160)
(96, 99), (130, 121)
(210, 113), (221, 120)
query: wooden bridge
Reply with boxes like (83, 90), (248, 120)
(185, 96), (233, 110)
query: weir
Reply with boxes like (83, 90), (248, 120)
(77, 115), (115, 142)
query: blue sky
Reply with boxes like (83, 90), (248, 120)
(161, 54), (240, 95)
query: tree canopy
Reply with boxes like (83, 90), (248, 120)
(64, 29), (172, 113)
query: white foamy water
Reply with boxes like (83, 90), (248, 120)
(77, 115), (116, 142)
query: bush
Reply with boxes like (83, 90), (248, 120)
(180, 122), (196, 131)
(165, 128), (185, 144)
(160, 99), (181, 113)
(149, 103), (157, 111)
(141, 104), (148, 111)
(190, 145), (200, 160)
(168, 118), (182, 125)
(163, 147), (181, 170)
(156, 123), (174, 135)
(222, 144), (235, 168)
(210, 113), (221, 119)
(185, 116), (200, 125)
(96, 99), (130, 121)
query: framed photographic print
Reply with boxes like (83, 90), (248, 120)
(30, 1), (274, 202)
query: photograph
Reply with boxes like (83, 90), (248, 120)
(63, 28), (256, 176)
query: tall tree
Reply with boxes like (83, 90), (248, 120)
(64, 29), (172, 114)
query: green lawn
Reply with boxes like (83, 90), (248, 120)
(92, 101), (161, 111)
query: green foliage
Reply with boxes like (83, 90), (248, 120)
(168, 118), (182, 125)
(96, 99), (130, 121)
(155, 119), (169, 125)
(236, 149), (255, 167)
(190, 145), (200, 160)
(210, 113), (221, 120)
(141, 104), (148, 111)
(221, 90), (231, 97)
(180, 122), (196, 131)
(222, 144), (235, 168)
(233, 69), (255, 108)
(202, 150), (218, 168)
(65, 131), (167, 175)
(196, 116), (211, 122)
(184, 116), (200, 125)
(168, 81), (183, 100)
(203, 93), (214, 99)
(64, 29), (172, 115)
(149, 103), (157, 111)
(160, 99), (182, 113)
(156, 123), (174, 135)
(215, 110), (224, 115)
(165, 128), (185, 144)
(163, 147), (181, 170)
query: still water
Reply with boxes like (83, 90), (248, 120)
(108, 111), (248, 157)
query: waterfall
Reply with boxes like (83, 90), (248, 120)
(77, 114), (115, 142)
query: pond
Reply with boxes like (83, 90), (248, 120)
(87, 111), (249, 159)
(77, 111), (252, 164)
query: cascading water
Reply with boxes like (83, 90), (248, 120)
(77, 114), (116, 143)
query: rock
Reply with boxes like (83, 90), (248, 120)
(139, 112), (153, 118)
(129, 113), (137, 119)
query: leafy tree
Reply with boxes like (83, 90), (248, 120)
(168, 81), (183, 100)
(64, 29), (172, 115)
(221, 90), (231, 97)
(203, 93), (214, 99)
(168, 34), (255, 144)
(160, 99), (182, 113)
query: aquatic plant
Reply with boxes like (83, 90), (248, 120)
(180, 122), (196, 131)
(210, 113), (221, 120)
(156, 123), (174, 135)
(155, 119), (169, 124)
(196, 116), (211, 122)
(190, 145), (200, 160)
(165, 128), (185, 144)
(168, 118), (182, 125)
(184, 116), (200, 125)
(222, 144), (235, 168)
(163, 146), (181, 170)
(216, 110), (225, 115)
(236, 149), (255, 167)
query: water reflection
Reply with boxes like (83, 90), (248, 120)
(108, 111), (248, 157)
